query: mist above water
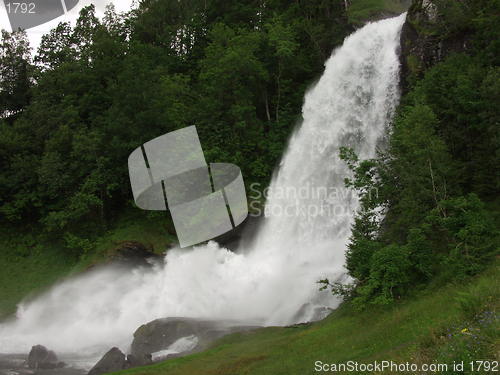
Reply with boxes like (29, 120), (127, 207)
(0, 14), (406, 359)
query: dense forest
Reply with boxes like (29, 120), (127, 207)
(0, 0), (351, 251)
(0, 0), (498, 309)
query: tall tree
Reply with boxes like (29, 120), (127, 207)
(0, 30), (32, 118)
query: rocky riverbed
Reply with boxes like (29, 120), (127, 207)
(0, 353), (87, 375)
(0, 317), (261, 375)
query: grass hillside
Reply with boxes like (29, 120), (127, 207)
(113, 260), (499, 375)
(0, 211), (174, 319)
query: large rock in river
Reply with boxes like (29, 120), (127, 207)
(131, 318), (258, 360)
(27, 345), (64, 369)
(87, 348), (127, 375)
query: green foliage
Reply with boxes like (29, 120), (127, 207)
(408, 55), (499, 197)
(354, 244), (412, 306)
(0, 30), (32, 116)
(318, 279), (356, 300)
(329, 2), (499, 308)
(385, 103), (458, 239)
(0, 1), (352, 256)
(63, 232), (95, 255)
(454, 291), (485, 321)
(346, 235), (382, 282)
(436, 194), (498, 278)
(422, 274), (499, 375)
(337, 125), (497, 307)
(406, 227), (434, 279)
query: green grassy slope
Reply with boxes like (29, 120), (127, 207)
(0, 211), (175, 319)
(114, 261), (499, 375)
(0, 231), (75, 319)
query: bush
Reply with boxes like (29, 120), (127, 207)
(354, 244), (412, 306)
(433, 194), (498, 279)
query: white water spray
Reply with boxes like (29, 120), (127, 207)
(0, 14), (406, 358)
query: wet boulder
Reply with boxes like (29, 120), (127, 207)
(125, 353), (152, 367)
(131, 318), (207, 358)
(27, 345), (64, 369)
(131, 318), (258, 360)
(87, 348), (127, 375)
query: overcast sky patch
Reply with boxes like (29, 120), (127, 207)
(0, 0), (135, 52)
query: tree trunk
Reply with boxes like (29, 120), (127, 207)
(428, 158), (445, 217)
(100, 186), (106, 229)
(276, 61), (281, 123)
(263, 89), (271, 133)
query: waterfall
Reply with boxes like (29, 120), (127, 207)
(0, 14), (406, 359)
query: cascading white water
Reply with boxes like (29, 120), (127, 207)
(0, 14), (406, 359)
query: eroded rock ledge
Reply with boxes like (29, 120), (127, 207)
(399, 0), (473, 92)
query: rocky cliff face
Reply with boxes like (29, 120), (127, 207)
(399, 0), (473, 92)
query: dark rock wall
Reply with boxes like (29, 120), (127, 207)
(399, 0), (472, 92)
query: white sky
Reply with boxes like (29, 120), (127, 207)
(0, 0), (136, 53)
